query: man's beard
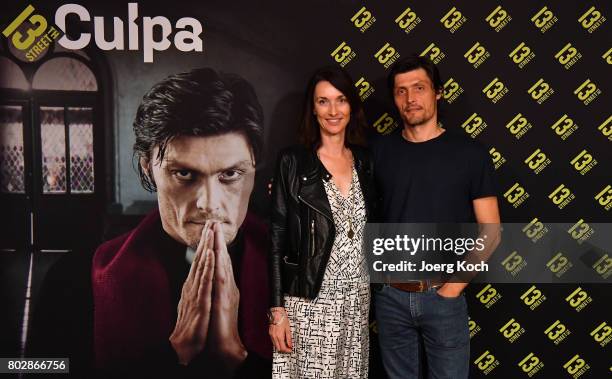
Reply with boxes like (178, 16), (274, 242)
(403, 111), (430, 127)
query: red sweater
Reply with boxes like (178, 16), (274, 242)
(92, 209), (272, 368)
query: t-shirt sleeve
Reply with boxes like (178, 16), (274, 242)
(469, 144), (497, 200)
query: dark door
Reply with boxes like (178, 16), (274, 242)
(0, 54), (106, 356)
(1, 100), (104, 251)
(33, 95), (105, 253)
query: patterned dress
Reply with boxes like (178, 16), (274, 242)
(273, 165), (370, 379)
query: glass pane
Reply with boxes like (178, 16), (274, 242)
(0, 57), (29, 90)
(0, 105), (25, 193)
(40, 107), (66, 193)
(32, 58), (98, 91)
(68, 107), (94, 193)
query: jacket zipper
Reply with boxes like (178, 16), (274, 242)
(297, 195), (333, 222)
(283, 255), (298, 266)
(310, 219), (315, 257)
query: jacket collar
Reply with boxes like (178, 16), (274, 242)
(296, 147), (333, 221)
(296, 144), (369, 221)
(297, 144), (366, 178)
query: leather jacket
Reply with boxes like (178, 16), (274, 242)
(269, 144), (377, 307)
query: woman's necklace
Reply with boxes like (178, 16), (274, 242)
(347, 213), (355, 239)
(347, 168), (355, 239)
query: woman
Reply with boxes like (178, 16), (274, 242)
(268, 66), (377, 378)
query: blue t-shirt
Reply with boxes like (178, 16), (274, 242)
(372, 128), (497, 223)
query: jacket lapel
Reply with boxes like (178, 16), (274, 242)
(351, 146), (372, 220)
(296, 149), (333, 221)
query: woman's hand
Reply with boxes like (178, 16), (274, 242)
(268, 307), (292, 353)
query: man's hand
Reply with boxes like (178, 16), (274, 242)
(207, 222), (247, 371)
(440, 196), (501, 297)
(436, 282), (466, 298)
(169, 221), (215, 365)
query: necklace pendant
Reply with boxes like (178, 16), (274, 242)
(348, 228), (354, 239)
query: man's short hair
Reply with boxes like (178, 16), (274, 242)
(133, 68), (264, 192)
(387, 54), (444, 96)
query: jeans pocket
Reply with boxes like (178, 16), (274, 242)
(425, 292), (470, 349)
(433, 288), (463, 300)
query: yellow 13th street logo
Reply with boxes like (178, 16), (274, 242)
(499, 318), (521, 339)
(440, 7), (465, 31)
(520, 285), (544, 307)
(525, 149), (548, 172)
(578, 6), (605, 31)
(574, 79), (599, 102)
(544, 320), (568, 341)
(563, 354), (588, 375)
(551, 114), (575, 136)
(483, 78), (505, 99)
(568, 219), (591, 241)
(476, 284), (498, 304)
(566, 287), (589, 309)
(590, 322), (612, 343)
(373, 113), (396, 134)
(570, 149), (594, 172)
(523, 218), (544, 239)
(421, 43), (444, 62)
(548, 184), (573, 206)
(518, 352), (541, 373)
(485, 5), (511, 31)
(489, 147), (503, 164)
(395, 7), (419, 31)
(3, 4), (48, 50)
(350, 6), (373, 29)
(331, 42), (352, 63)
(594, 185), (612, 209)
(465, 42), (489, 66)
(474, 350), (496, 371)
(555, 43), (581, 67)
(355, 77), (371, 97)
(509, 42), (533, 66)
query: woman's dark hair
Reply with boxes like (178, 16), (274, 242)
(387, 54), (444, 96)
(133, 68), (263, 192)
(298, 66), (367, 148)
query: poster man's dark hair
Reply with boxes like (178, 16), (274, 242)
(133, 68), (264, 191)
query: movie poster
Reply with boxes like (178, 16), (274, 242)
(0, 1), (610, 377)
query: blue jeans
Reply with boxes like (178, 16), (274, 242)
(374, 285), (470, 379)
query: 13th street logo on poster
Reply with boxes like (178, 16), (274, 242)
(3, 3), (204, 63)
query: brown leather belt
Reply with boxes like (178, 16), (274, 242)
(390, 280), (443, 293)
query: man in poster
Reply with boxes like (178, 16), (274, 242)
(28, 68), (271, 378)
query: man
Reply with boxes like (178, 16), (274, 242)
(372, 55), (501, 378)
(28, 69), (271, 378)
